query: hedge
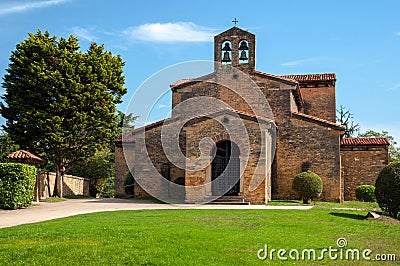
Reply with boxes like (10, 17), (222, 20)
(355, 185), (376, 202)
(375, 162), (400, 219)
(0, 163), (36, 209)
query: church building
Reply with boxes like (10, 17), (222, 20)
(114, 26), (389, 204)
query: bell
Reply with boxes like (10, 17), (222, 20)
(222, 43), (232, 51)
(239, 50), (248, 61)
(238, 41), (248, 50)
(222, 51), (231, 62)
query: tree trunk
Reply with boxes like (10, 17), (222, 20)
(53, 160), (64, 198)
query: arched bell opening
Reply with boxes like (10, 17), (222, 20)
(221, 41), (232, 65)
(238, 40), (249, 64)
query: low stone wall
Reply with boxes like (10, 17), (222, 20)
(38, 172), (89, 199)
(341, 145), (388, 200)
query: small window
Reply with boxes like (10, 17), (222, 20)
(302, 162), (312, 172)
(160, 163), (171, 181)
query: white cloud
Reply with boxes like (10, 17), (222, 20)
(0, 0), (69, 16)
(123, 22), (216, 43)
(396, 32), (400, 36)
(157, 104), (169, 109)
(280, 58), (317, 66)
(70, 26), (96, 42)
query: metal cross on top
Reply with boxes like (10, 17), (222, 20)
(232, 18), (238, 26)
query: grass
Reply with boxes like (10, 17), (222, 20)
(268, 200), (380, 210)
(0, 202), (398, 265)
(39, 196), (67, 203)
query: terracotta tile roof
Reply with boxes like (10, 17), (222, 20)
(253, 70), (299, 84)
(7, 150), (46, 163)
(292, 112), (346, 131)
(341, 138), (390, 146)
(281, 73), (336, 82)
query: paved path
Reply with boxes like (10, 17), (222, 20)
(0, 198), (312, 229)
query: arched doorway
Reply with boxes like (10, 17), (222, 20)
(211, 140), (240, 196)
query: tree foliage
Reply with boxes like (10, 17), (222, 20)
(292, 170), (323, 204)
(0, 131), (19, 163)
(336, 105), (360, 138)
(359, 130), (400, 162)
(117, 110), (137, 134)
(0, 30), (127, 197)
(375, 162), (400, 219)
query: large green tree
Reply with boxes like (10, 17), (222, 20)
(0, 30), (126, 197)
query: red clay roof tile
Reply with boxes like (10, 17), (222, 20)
(7, 150), (46, 164)
(341, 138), (389, 145)
(281, 73), (336, 82)
(292, 112), (346, 131)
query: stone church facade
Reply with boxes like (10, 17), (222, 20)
(115, 27), (389, 204)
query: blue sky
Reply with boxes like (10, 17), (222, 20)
(0, 0), (399, 142)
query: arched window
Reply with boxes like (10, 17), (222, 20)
(238, 40), (249, 64)
(221, 41), (232, 64)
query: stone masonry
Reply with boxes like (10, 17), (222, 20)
(114, 26), (389, 204)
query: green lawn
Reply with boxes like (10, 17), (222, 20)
(0, 204), (398, 265)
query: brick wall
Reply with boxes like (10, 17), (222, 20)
(341, 144), (388, 200)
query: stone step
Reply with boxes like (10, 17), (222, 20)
(211, 196), (251, 205)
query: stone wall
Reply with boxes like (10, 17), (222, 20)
(273, 117), (343, 202)
(300, 85), (336, 123)
(341, 144), (388, 200)
(38, 172), (89, 199)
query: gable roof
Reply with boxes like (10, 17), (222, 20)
(292, 112), (346, 131)
(170, 72), (216, 90)
(341, 137), (389, 146)
(215, 26), (255, 38)
(115, 108), (276, 144)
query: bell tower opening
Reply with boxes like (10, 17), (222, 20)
(221, 41), (232, 65)
(214, 23), (256, 71)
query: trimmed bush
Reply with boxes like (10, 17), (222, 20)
(292, 170), (323, 204)
(0, 163), (36, 209)
(375, 162), (400, 219)
(124, 167), (135, 196)
(355, 185), (376, 202)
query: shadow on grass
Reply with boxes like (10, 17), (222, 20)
(329, 212), (365, 220)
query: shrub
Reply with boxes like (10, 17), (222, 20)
(124, 167), (135, 196)
(355, 185), (376, 202)
(292, 170), (323, 204)
(0, 163), (36, 209)
(375, 162), (400, 219)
